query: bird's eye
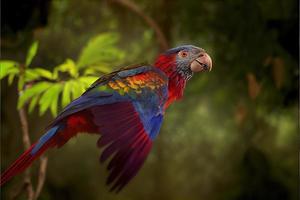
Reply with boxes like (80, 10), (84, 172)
(178, 51), (188, 58)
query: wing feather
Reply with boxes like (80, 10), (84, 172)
(89, 102), (156, 191)
(49, 64), (168, 191)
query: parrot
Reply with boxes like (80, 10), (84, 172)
(0, 45), (212, 192)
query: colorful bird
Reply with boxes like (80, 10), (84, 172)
(1, 45), (212, 192)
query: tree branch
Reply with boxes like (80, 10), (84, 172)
(34, 156), (48, 200)
(14, 64), (48, 200)
(18, 63), (35, 200)
(109, 0), (169, 51)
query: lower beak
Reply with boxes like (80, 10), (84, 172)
(190, 53), (212, 72)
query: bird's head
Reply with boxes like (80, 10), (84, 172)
(154, 45), (212, 80)
(154, 45), (212, 107)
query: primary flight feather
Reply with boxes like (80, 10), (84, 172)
(1, 45), (212, 192)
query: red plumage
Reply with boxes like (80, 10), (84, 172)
(1, 111), (97, 186)
(155, 53), (187, 107)
(1, 142), (51, 186)
(90, 102), (152, 191)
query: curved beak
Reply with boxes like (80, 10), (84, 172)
(190, 52), (212, 72)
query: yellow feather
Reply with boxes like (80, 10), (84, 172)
(124, 87), (130, 93)
(133, 79), (143, 85)
(129, 83), (139, 89)
(116, 80), (126, 88)
(108, 81), (120, 90)
(148, 84), (156, 90)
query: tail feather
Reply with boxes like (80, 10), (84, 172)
(1, 144), (35, 185)
(0, 127), (59, 186)
(1, 112), (94, 186)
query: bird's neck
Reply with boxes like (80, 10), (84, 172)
(154, 56), (187, 109)
(165, 74), (186, 108)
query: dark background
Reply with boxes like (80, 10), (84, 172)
(1, 0), (298, 199)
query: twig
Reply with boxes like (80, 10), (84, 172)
(18, 66), (35, 200)
(18, 108), (34, 200)
(14, 64), (48, 200)
(19, 108), (31, 149)
(34, 156), (48, 200)
(109, 0), (169, 51)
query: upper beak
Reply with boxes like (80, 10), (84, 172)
(190, 52), (212, 72)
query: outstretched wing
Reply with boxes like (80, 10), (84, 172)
(51, 64), (169, 191)
(90, 102), (162, 192)
(52, 65), (167, 123)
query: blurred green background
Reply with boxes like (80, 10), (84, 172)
(1, 0), (298, 199)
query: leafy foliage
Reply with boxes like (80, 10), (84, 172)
(0, 61), (19, 81)
(25, 41), (39, 67)
(0, 32), (125, 116)
(77, 33), (125, 68)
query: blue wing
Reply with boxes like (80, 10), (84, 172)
(47, 64), (169, 191)
(51, 64), (168, 136)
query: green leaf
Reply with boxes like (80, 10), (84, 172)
(34, 68), (53, 79)
(28, 95), (39, 113)
(25, 70), (42, 82)
(25, 68), (53, 81)
(18, 82), (53, 109)
(18, 77), (25, 91)
(38, 84), (63, 116)
(83, 68), (97, 76)
(79, 76), (98, 87)
(0, 60), (19, 79)
(62, 81), (72, 107)
(8, 73), (16, 85)
(77, 32), (125, 68)
(6, 68), (19, 83)
(50, 86), (62, 116)
(53, 59), (78, 79)
(25, 41), (39, 67)
(83, 65), (112, 75)
(71, 80), (86, 99)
